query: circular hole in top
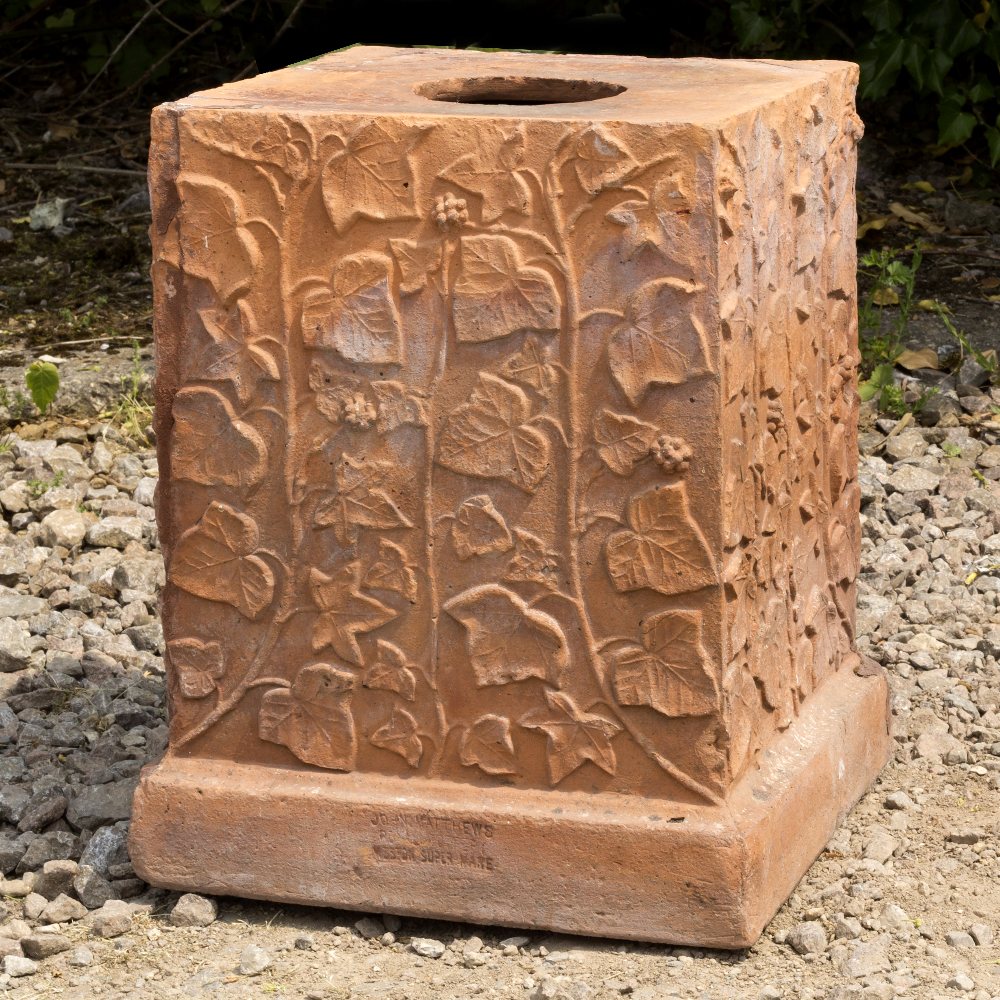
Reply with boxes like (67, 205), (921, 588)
(415, 75), (626, 106)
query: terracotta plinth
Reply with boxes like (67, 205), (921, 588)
(132, 46), (890, 947)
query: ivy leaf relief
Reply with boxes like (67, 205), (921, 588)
(169, 638), (224, 699)
(606, 171), (693, 261)
(183, 301), (280, 406)
(370, 380), (429, 433)
(370, 706), (423, 767)
(452, 235), (560, 343)
(317, 454), (413, 546)
(592, 408), (658, 476)
(521, 690), (622, 785)
(310, 562), (397, 665)
(452, 495), (512, 561)
(503, 529), (560, 590)
(176, 173), (259, 302)
(754, 597), (793, 727)
(171, 387), (267, 489)
(606, 483), (716, 597)
(460, 715), (518, 776)
(170, 502), (275, 620)
(444, 584), (568, 688)
(612, 609), (718, 717)
(440, 127), (531, 222)
(388, 238), (442, 295)
(301, 253), (403, 365)
(725, 664), (763, 781)
(437, 373), (550, 493)
(572, 126), (635, 195)
(498, 337), (558, 397)
(259, 664), (357, 771)
(607, 278), (710, 406)
(362, 539), (418, 602)
(321, 120), (426, 231)
(363, 639), (417, 701)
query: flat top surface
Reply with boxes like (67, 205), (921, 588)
(169, 45), (851, 125)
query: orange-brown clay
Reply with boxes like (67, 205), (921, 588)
(132, 46), (890, 946)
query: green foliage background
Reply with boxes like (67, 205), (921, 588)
(2, 0), (998, 163)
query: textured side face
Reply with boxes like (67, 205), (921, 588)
(718, 69), (864, 780)
(150, 73), (859, 805)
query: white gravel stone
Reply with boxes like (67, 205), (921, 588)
(411, 937), (446, 958)
(3, 954), (37, 977)
(0, 618), (32, 672)
(67, 945), (93, 967)
(238, 944), (272, 975)
(39, 508), (90, 548)
(85, 515), (145, 549)
(169, 893), (218, 927)
(786, 921), (827, 955)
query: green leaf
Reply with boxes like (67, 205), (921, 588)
(986, 127), (1000, 168)
(860, 37), (906, 99)
(862, 0), (903, 31)
(968, 79), (995, 103)
(858, 379), (879, 402)
(25, 361), (60, 415)
(945, 18), (982, 57)
(937, 100), (977, 147)
(44, 8), (74, 28)
(731, 3), (773, 48)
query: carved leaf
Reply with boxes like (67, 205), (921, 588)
(172, 387), (267, 488)
(606, 483), (716, 597)
(317, 454), (413, 546)
(362, 539), (418, 602)
(306, 359), (360, 425)
(370, 706), (422, 767)
(521, 690), (622, 784)
(259, 664), (356, 771)
(723, 441), (756, 548)
(503, 529), (560, 590)
(302, 253), (403, 364)
(593, 408), (658, 476)
(310, 562), (397, 665)
(498, 337), (557, 397)
(388, 238), (442, 294)
(184, 301), (280, 405)
(437, 374), (550, 493)
(370, 380), (429, 433)
(169, 638), (224, 699)
(755, 597), (792, 725)
(321, 120), (425, 231)
(440, 127), (531, 222)
(608, 279), (710, 406)
(612, 610), (717, 717)
(363, 639), (417, 701)
(460, 715), (517, 775)
(572, 126), (635, 194)
(176, 173), (259, 301)
(726, 664), (763, 780)
(444, 584), (568, 688)
(452, 235), (560, 343)
(452, 495), (512, 560)
(171, 502), (275, 620)
(606, 171), (692, 260)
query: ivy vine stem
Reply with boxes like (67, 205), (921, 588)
(546, 141), (721, 807)
(425, 231), (457, 778)
(173, 160), (315, 751)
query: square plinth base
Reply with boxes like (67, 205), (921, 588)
(130, 665), (890, 948)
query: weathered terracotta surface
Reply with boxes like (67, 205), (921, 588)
(132, 46), (890, 946)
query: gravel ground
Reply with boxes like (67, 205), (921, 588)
(0, 378), (998, 1000)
